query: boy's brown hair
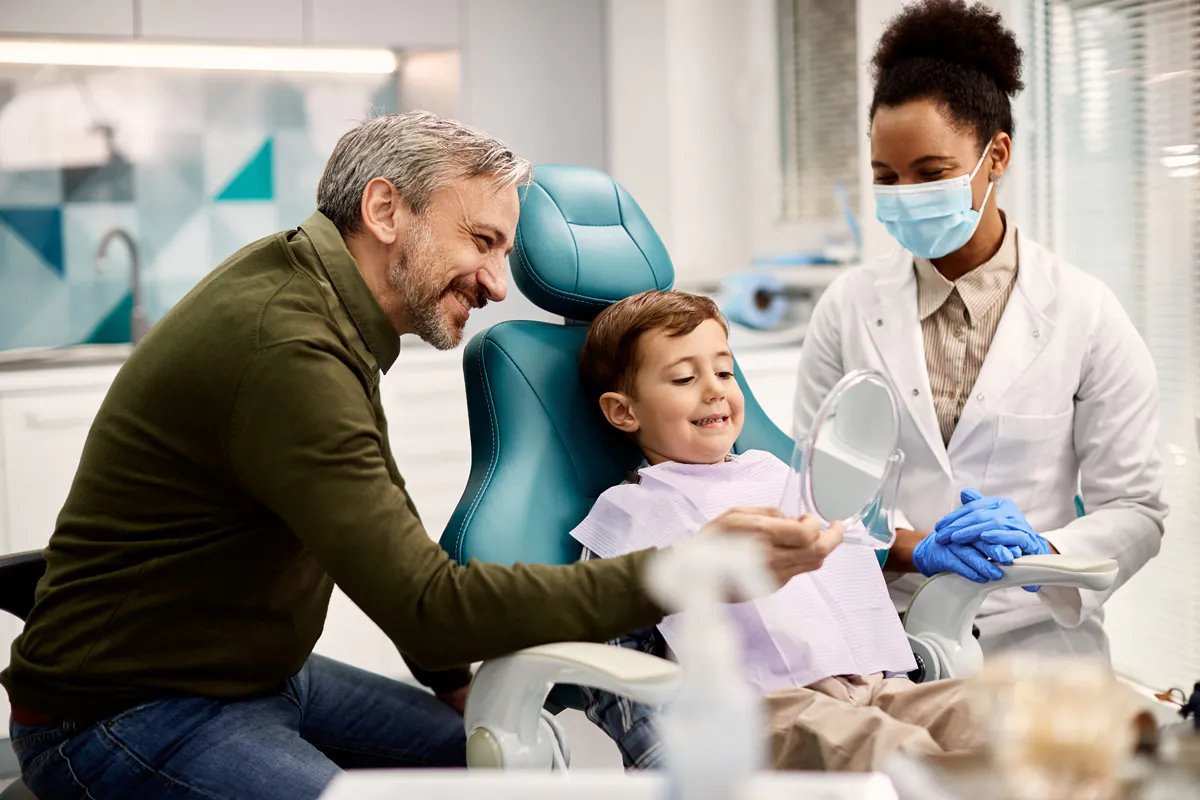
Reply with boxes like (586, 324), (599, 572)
(580, 290), (728, 403)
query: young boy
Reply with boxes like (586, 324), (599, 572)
(572, 289), (988, 771)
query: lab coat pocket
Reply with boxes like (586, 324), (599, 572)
(985, 410), (1074, 497)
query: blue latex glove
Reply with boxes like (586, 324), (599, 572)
(912, 533), (1015, 583)
(934, 489), (1053, 591)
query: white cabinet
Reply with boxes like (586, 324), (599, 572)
(0, 0), (135, 36)
(139, 0), (304, 43)
(310, 0), (460, 47)
(0, 387), (108, 554)
(0, 383), (107, 734)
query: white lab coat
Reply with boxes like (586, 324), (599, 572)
(794, 231), (1167, 659)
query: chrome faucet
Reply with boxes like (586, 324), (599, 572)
(95, 228), (149, 344)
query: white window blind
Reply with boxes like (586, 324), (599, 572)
(1029, 0), (1199, 691)
(777, 0), (859, 222)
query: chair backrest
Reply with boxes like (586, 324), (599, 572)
(0, 550), (46, 622)
(440, 165), (793, 567)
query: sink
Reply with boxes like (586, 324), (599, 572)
(0, 344), (133, 371)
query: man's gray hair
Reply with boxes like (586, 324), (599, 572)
(317, 110), (533, 235)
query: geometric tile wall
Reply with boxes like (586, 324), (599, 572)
(0, 65), (399, 349)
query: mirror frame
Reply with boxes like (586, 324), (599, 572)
(791, 368), (905, 549)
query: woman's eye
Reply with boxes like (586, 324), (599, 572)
(672, 376), (695, 386)
(873, 175), (897, 185)
(717, 371), (734, 380)
(920, 170), (946, 179)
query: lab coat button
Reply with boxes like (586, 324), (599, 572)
(1033, 329), (1041, 338)
(976, 393), (985, 401)
(911, 388), (919, 397)
(876, 319), (884, 327)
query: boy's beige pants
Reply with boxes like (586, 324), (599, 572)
(765, 673), (987, 771)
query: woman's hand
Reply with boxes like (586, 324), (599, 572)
(929, 489), (1055, 591)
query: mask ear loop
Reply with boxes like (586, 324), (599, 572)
(969, 135), (999, 214)
(976, 173), (997, 214)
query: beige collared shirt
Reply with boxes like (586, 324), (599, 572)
(915, 218), (1019, 445)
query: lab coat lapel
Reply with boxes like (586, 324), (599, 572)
(948, 233), (1057, 454)
(865, 258), (953, 479)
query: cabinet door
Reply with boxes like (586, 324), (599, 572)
(139, 0), (304, 43)
(0, 388), (108, 555)
(0, 0), (135, 36)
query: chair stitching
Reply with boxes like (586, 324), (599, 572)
(452, 336), (501, 560)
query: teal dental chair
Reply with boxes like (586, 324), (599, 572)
(440, 165), (1119, 770)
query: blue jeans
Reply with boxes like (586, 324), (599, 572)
(8, 655), (466, 800)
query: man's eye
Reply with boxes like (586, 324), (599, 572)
(672, 376), (695, 386)
(475, 235), (492, 251)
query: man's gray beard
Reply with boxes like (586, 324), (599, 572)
(388, 220), (463, 351)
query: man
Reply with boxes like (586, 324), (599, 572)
(2, 111), (840, 800)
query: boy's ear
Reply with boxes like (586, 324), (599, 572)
(599, 392), (639, 433)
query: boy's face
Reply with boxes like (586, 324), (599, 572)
(600, 318), (745, 465)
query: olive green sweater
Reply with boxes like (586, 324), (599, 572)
(1, 212), (662, 722)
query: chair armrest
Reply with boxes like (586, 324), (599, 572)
(903, 555), (1118, 681)
(464, 642), (681, 769)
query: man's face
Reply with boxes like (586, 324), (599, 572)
(615, 319), (746, 465)
(388, 175), (519, 350)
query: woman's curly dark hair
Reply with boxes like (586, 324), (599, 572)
(870, 0), (1024, 148)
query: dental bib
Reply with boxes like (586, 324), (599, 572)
(570, 450), (916, 692)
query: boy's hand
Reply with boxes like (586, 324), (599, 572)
(703, 507), (842, 588)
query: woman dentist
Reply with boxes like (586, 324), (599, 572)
(794, 0), (1167, 659)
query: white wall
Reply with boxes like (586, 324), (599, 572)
(606, 0), (762, 287)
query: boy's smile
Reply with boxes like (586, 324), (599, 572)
(599, 318), (746, 465)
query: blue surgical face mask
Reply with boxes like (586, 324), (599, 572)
(873, 140), (996, 260)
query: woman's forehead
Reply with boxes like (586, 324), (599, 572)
(871, 99), (976, 163)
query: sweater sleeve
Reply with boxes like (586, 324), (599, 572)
(227, 342), (664, 671)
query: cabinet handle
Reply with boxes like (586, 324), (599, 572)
(24, 413), (95, 430)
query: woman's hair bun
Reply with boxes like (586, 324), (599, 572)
(872, 0), (1024, 97)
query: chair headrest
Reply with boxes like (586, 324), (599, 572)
(511, 165), (674, 321)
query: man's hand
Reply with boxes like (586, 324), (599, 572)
(437, 684), (470, 715)
(702, 506), (843, 588)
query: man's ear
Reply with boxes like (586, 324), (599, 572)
(359, 177), (407, 246)
(599, 392), (639, 433)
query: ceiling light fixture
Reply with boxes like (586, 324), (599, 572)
(0, 39), (396, 75)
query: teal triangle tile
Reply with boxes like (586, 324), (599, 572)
(84, 291), (133, 345)
(0, 224), (66, 347)
(215, 139), (274, 202)
(0, 207), (63, 275)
